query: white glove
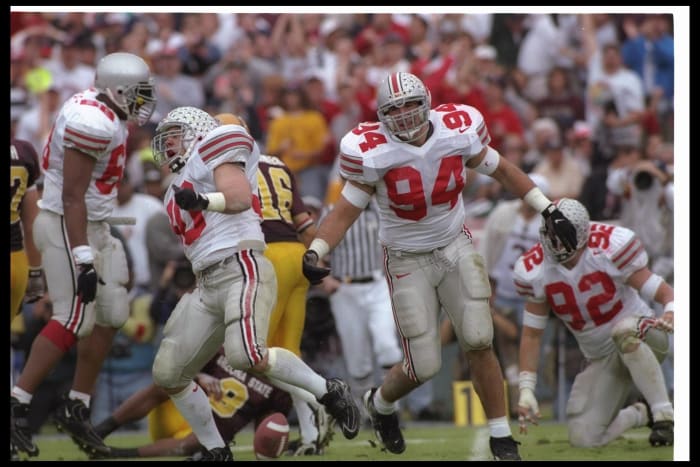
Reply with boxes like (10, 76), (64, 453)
(517, 371), (540, 434)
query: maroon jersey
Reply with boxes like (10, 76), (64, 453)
(257, 154), (309, 243)
(203, 352), (292, 442)
(10, 139), (41, 252)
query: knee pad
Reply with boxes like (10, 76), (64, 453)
(152, 338), (186, 389)
(460, 300), (494, 351)
(224, 334), (258, 370)
(408, 346), (442, 383)
(95, 283), (129, 328)
(612, 316), (648, 353)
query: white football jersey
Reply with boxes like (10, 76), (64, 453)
(39, 89), (129, 221)
(338, 103), (490, 251)
(163, 124), (264, 273)
(513, 223), (653, 359)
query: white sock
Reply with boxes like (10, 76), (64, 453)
(68, 390), (91, 408)
(265, 347), (327, 398)
(620, 344), (674, 421)
(373, 387), (398, 415)
(488, 416), (512, 438)
(170, 381), (225, 450)
(599, 403), (645, 445)
(293, 396), (318, 444)
(11, 386), (33, 404)
(268, 377), (321, 409)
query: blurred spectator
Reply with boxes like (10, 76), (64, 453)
(149, 43), (205, 122)
(535, 66), (585, 135)
(489, 14), (528, 69)
(481, 75), (525, 153)
(14, 83), (61, 156)
(621, 14), (674, 107)
(42, 33), (96, 103)
(353, 13), (409, 57)
(582, 15), (645, 168)
(265, 86), (332, 201)
(522, 117), (560, 173)
(532, 139), (586, 200)
(176, 13), (222, 78)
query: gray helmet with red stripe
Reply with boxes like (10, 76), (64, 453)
(376, 71), (431, 143)
(151, 106), (218, 172)
(539, 198), (590, 263)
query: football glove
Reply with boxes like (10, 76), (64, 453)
(25, 267), (46, 304)
(76, 264), (103, 305)
(302, 250), (330, 285)
(542, 204), (577, 252)
(173, 185), (210, 211)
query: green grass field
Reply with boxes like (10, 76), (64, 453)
(22, 421), (673, 462)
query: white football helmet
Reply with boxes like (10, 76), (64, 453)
(151, 106), (219, 172)
(539, 198), (590, 263)
(376, 71), (431, 143)
(94, 52), (156, 126)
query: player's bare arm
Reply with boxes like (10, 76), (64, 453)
(63, 147), (97, 250)
(517, 300), (548, 434)
(626, 267), (674, 331)
(212, 162), (253, 214)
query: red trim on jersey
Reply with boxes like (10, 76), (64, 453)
(78, 99), (116, 121)
(201, 133), (253, 163)
(339, 153), (363, 174)
(612, 238), (642, 269)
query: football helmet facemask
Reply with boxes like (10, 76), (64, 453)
(151, 106), (219, 172)
(539, 198), (590, 263)
(376, 71), (431, 143)
(94, 52), (156, 126)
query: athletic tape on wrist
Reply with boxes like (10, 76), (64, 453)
(204, 192), (226, 212)
(524, 187), (552, 213)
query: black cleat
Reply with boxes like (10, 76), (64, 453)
(489, 436), (521, 460)
(53, 394), (110, 458)
(10, 396), (39, 457)
(186, 445), (233, 461)
(318, 378), (360, 439)
(649, 420), (674, 447)
(363, 388), (405, 454)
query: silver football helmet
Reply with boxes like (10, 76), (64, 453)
(151, 106), (219, 172)
(376, 71), (431, 143)
(539, 198), (590, 263)
(94, 52), (156, 126)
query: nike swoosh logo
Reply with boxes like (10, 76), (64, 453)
(395, 273), (411, 279)
(458, 128), (468, 134)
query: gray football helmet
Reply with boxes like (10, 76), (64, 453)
(539, 198), (590, 263)
(151, 106), (219, 172)
(94, 52), (156, 126)
(376, 71), (431, 143)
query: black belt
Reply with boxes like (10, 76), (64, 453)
(333, 276), (374, 284)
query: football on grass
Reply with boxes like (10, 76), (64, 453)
(254, 412), (290, 459)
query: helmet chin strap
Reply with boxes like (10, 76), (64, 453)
(169, 157), (185, 173)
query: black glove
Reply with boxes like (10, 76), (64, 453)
(25, 267), (46, 304)
(173, 185), (209, 211)
(542, 204), (577, 252)
(76, 264), (103, 305)
(302, 250), (330, 285)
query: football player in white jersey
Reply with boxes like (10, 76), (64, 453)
(514, 198), (674, 448)
(301, 71), (578, 460)
(149, 107), (360, 461)
(11, 52), (157, 459)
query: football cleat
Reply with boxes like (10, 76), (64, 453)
(10, 396), (39, 457)
(489, 436), (521, 461)
(53, 394), (110, 457)
(363, 388), (405, 454)
(186, 445), (233, 461)
(318, 378), (360, 440)
(649, 420), (674, 447)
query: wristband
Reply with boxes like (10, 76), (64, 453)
(29, 267), (43, 277)
(72, 245), (94, 265)
(309, 238), (330, 259)
(524, 187), (552, 213)
(519, 371), (537, 391)
(204, 192), (226, 212)
(663, 301), (674, 313)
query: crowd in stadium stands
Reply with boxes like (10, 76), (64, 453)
(10, 10), (674, 439)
